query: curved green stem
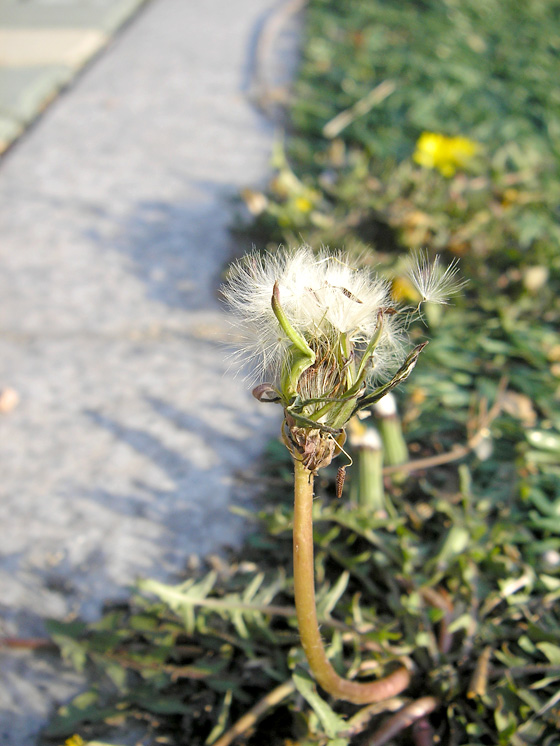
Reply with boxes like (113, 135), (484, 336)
(293, 458), (411, 704)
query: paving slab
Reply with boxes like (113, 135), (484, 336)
(0, 0), (302, 742)
(0, 0), (151, 153)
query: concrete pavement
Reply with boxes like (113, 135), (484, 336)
(0, 0), (301, 742)
(0, 0), (152, 153)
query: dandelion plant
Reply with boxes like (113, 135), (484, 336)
(222, 246), (461, 705)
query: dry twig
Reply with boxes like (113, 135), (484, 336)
(363, 696), (439, 746)
(209, 679), (296, 746)
(383, 377), (508, 476)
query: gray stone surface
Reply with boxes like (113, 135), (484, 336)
(0, 0), (301, 742)
(0, 0), (153, 152)
(0, 0), (149, 32)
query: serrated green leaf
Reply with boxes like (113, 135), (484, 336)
(45, 618), (88, 637)
(433, 525), (470, 569)
(242, 572), (265, 603)
(536, 642), (560, 665)
(129, 692), (192, 715)
(530, 674), (560, 690)
(205, 689), (233, 745)
(540, 575), (560, 591)
(51, 634), (88, 672)
(292, 669), (347, 739)
(43, 689), (122, 737)
(98, 659), (128, 692)
(317, 571), (350, 618)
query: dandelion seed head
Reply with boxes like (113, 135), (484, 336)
(222, 246), (455, 411)
(314, 251), (391, 337)
(296, 348), (341, 417)
(406, 250), (465, 306)
(223, 246), (397, 382)
(222, 245), (460, 471)
(368, 311), (409, 382)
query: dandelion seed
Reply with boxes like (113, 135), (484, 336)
(406, 251), (465, 307)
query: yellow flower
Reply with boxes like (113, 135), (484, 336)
(63, 736), (85, 746)
(391, 275), (419, 303)
(294, 196), (313, 213)
(413, 131), (478, 177)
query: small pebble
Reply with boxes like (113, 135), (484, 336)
(0, 387), (19, 413)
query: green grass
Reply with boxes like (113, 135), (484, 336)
(291, 0), (560, 163)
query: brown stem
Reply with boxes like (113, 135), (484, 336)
(210, 679), (295, 746)
(363, 697), (438, 746)
(293, 458), (410, 704)
(383, 376), (507, 477)
(412, 715), (436, 746)
(0, 637), (56, 650)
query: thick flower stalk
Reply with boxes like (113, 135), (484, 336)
(223, 246), (460, 704)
